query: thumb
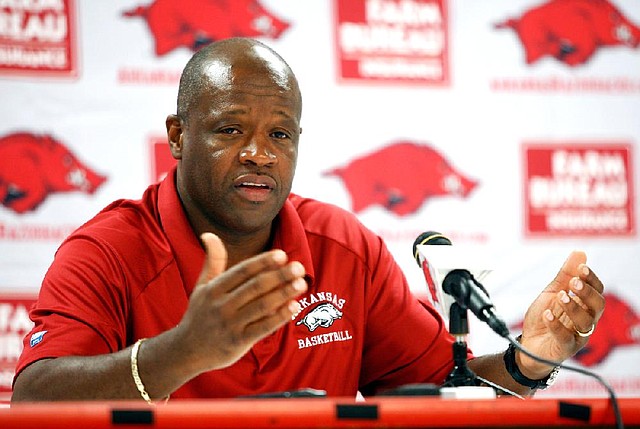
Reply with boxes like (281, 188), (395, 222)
(197, 232), (228, 285)
(547, 250), (587, 293)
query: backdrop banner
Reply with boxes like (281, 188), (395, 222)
(1, 0), (638, 399)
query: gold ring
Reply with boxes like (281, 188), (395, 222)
(575, 324), (595, 338)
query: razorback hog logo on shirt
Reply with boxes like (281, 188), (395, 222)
(325, 141), (477, 216)
(296, 303), (343, 332)
(0, 132), (107, 214)
(512, 292), (640, 366)
(495, 0), (640, 66)
(122, 0), (290, 56)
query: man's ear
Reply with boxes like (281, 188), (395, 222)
(166, 114), (183, 160)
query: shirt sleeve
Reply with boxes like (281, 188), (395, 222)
(14, 233), (129, 383)
(358, 236), (473, 396)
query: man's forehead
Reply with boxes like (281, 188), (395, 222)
(200, 45), (294, 91)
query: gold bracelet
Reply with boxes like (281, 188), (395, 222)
(131, 338), (154, 404)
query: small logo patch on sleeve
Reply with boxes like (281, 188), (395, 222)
(30, 331), (47, 347)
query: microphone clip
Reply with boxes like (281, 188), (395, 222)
(443, 302), (484, 388)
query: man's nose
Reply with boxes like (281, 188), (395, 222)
(239, 136), (277, 166)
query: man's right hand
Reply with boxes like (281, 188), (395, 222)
(12, 233), (307, 402)
(173, 232), (307, 375)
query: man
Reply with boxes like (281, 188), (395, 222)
(12, 38), (604, 402)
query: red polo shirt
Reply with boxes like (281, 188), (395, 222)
(15, 168), (461, 398)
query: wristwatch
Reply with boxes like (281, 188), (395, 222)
(503, 337), (560, 390)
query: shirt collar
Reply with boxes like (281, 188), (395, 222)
(272, 194), (315, 286)
(158, 167), (204, 296)
(158, 167), (315, 295)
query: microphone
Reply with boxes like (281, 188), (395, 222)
(412, 231), (452, 314)
(413, 232), (509, 338)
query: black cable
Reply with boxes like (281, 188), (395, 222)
(507, 334), (624, 429)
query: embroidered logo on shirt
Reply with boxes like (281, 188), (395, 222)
(295, 302), (354, 350)
(30, 330), (47, 347)
(296, 303), (343, 332)
(294, 293), (353, 350)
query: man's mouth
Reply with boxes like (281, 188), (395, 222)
(238, 181), (271, 189)
(234, 175), (276, 202)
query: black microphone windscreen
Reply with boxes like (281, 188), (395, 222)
(412, 231), (452, 265)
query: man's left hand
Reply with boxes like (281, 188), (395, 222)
(517, 251), (605, 380)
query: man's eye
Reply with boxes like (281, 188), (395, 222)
(220, 127), (240, 134)
(271, 131), (290, 139)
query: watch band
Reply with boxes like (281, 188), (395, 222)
(503, 337), (559, 390)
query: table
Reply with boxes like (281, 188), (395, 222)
(2, 396), (639, 428)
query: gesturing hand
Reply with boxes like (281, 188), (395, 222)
(176, 233), (307, 375)
(518, 251), (605, 378)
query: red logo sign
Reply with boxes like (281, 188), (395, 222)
(0, 132), (107, 214)
(495, 0), (640, 66)
(326, 141), (477, 216)
(523, 143), (635, 237)
(334, 0), (449, 85)
(0, 294), (37, 402)
(122, 0), (290, 56)
(0, 0), (78, 77)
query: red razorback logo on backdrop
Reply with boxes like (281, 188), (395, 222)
(122, 0), (290, 56)
(574, 292), (640, 366)
(325, 141), (477, 216)
(495, 0), (640, 66)
(512, 292), (640, 367)
(0, 132), (106, 214)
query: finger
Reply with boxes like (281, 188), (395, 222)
(235, 276), (307, 323)
(546, 250), (587, 293)
(243, 300), (304, 344)
(541, 308), (583, 359)
(544, 290), (577, 333)
(209, 249), (289, 298)
(577, 263), (604, 294)
(229, 262), (306, 312)
(542, 308), (574, 340)
(568, 276), (605, 321)
(196, 233), (228, 285)
(555, 289), (596, 333)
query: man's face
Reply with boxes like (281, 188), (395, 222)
(171, 54), (302, 239)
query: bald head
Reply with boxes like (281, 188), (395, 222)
(176, 38), (302, 121)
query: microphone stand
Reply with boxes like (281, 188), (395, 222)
(443, 302), (482, 387)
